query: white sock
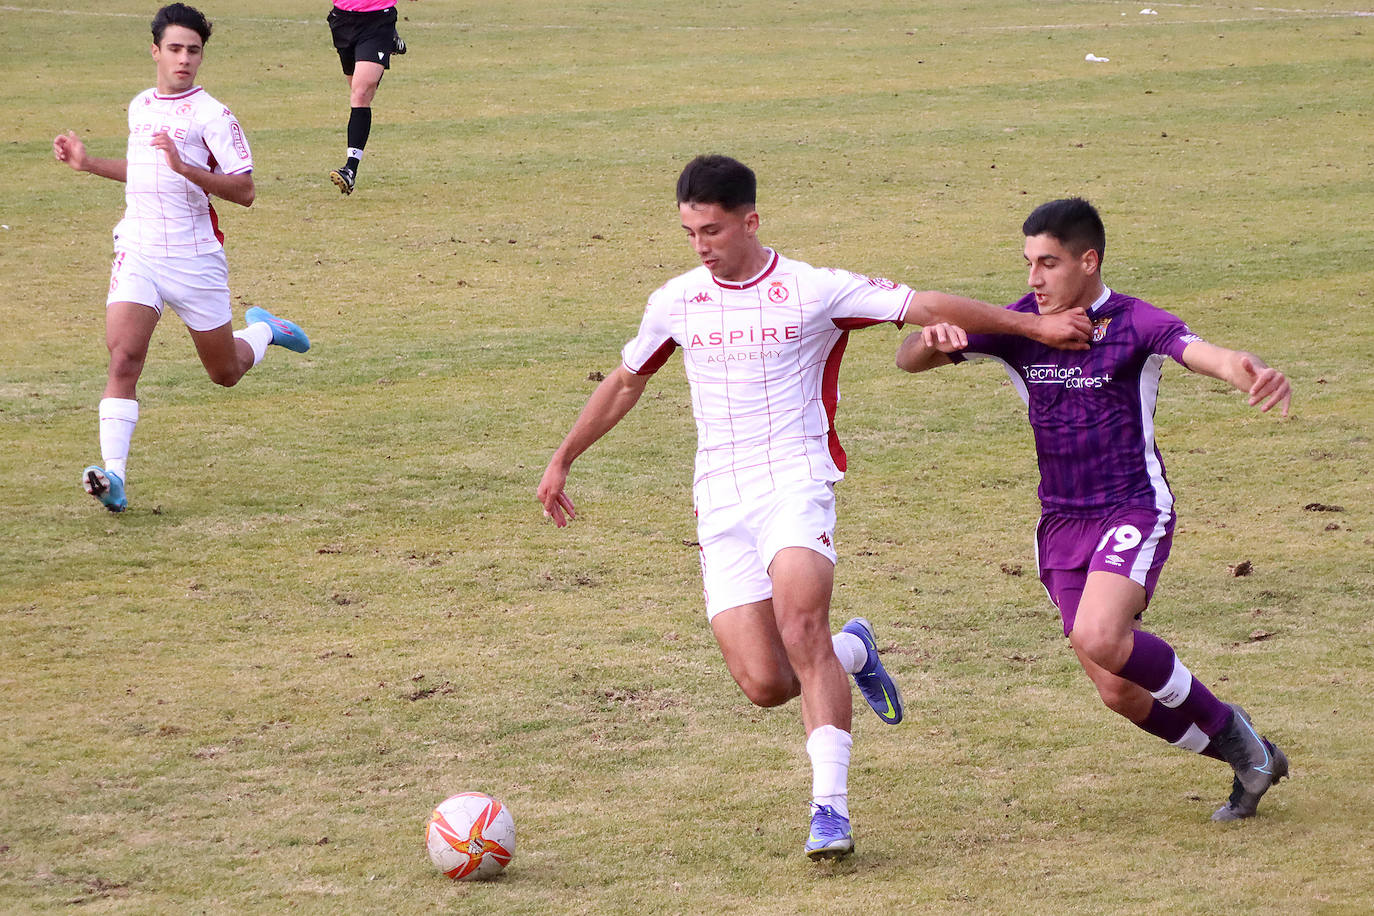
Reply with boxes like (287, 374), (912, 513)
(347, 147), (365, 162)
(234, 321), (273, 366)
(1171, 724), (1211, 753)
(98, 397), (139, 480)
(832, 631), (867, 675)
(806, 724), (853, 819)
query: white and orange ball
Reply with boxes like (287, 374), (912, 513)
(425, 792), (516, 881)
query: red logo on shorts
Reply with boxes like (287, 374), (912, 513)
(767, 282), (789, 303)
(109, 252), (126, 293)
(816, 532), (832, 547)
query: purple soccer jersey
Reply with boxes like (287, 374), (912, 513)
(950, 288), (1203, 515)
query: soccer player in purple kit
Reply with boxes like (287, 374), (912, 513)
(538, 156), (1091, 859)
(896, 198), (1292, 821)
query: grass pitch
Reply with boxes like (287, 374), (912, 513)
(2, 1), (1372, 912)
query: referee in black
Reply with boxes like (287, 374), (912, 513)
(327, 0), (407, 195)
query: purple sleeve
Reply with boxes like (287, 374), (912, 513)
(1134, 301), (1204, 365)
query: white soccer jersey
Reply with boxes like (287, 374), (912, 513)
(113, 86), (253, 258)
(622, 249), (913, 511)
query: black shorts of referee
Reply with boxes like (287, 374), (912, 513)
(328, 5), (400, 75)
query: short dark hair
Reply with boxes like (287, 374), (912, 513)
(1023, 197), (1105, 263)
(152, 3), (212, 45)
(676, 155), (756, 211)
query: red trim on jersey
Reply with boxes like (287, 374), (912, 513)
(627, 339), (677, 376)
(205, 150), (225, 244)
(833, 317), (889, 331)
(208, 202), (224, 245)
(712, 250), (779, 291)
(821, 330), (851, 471)
(152, 86), (204, 101)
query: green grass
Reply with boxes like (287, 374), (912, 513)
(2, 0), (1372, 912)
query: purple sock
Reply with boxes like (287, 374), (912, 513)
(1116, 631), (1233, 738)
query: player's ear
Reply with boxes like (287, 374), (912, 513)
(745, 209), (760, 234)
(1080, 247), (1100, 276)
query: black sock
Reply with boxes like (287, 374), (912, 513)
(346, 106), (372, 170)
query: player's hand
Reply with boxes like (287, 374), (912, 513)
(53, 131), (88, 171)
(1036, 308), (1091, 350)
(1241, 355), (1292, 417)
(920, 322), (967, 353)
(150, 131), (186, 174)
(537, 462), (577, 527)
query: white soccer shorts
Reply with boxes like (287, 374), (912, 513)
(106, 248), (232, 332)
(697, 479), (839, 620)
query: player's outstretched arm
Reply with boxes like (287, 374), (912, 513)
(1180, 340), (1292, 417)
(904, 291), (1091, 350)
(53, 131), (127, 182)
(150, 132), (255, 207)
(895, 323), (964, 373)
(538, 365), (651, 527)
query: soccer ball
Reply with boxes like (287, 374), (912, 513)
(425, 792), (516, 881)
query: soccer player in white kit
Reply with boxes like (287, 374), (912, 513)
(538, 155), (1092, 859)
(53, 4), (310, 512)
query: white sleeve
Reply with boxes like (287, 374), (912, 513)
(819, 268), (914, 325)
(620, 290), (678, 376)
(202, 106), (253, 175)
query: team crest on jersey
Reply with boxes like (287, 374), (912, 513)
(176, 101), (193, 116)
(1091, 317), (1112, 342)
(767, 282), (789, 303)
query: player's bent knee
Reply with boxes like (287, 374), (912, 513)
(107, 351), (147, 383)
(775, 612), (829, 652)
(1071, 621), (1126, 670)
(735, 672), (799, 708)
(206, 365), (246, 388)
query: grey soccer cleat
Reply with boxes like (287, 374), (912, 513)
(1210, 705), (1289, 821)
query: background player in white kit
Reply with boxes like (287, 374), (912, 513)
(53, 4), (310, 512)
(538, 155), (1091, 859)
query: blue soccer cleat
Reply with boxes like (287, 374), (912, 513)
(82, 466), (127, 512)
(805, 804), (854, 860)
(245, 306), (311, 353)
(843, 617), (904, 724)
